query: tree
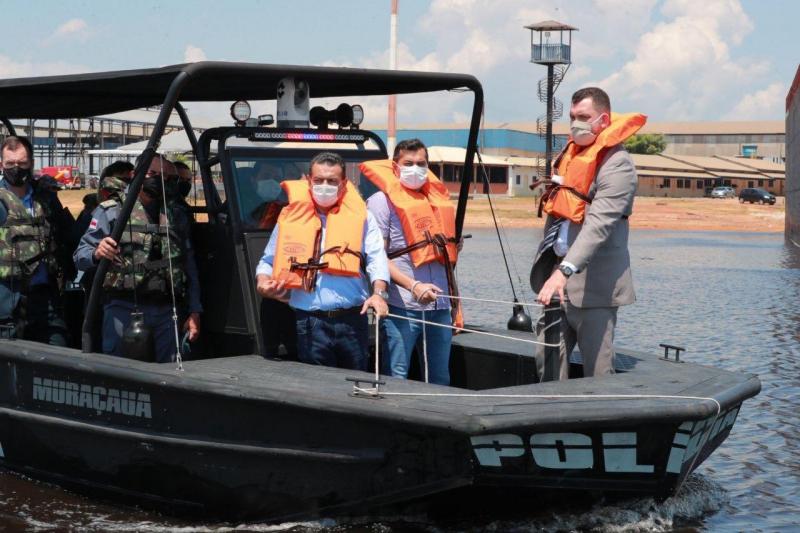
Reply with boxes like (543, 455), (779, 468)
(624, 133), (666, 154)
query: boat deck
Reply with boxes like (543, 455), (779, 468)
(0, 328), (760, 433)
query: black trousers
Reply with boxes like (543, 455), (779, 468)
(1, 283), (68, 346)
(260, 298), (297, 360)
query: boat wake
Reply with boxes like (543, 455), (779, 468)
(1, 467), (727, 532)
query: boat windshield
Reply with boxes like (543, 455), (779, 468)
(230, 154), (380, 230)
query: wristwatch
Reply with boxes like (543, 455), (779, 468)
(558, 263), (574, 278)
(374, 289), (389, 300)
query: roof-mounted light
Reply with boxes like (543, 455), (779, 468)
(309, 103), (362, 130)
(230, 100), (252, 125)
(351, 105), (364, 128)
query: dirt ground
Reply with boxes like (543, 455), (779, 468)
(462, 195), (786, 233)
(58, 189), (786, 233)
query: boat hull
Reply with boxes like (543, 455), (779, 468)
(0, 338), (760, 521)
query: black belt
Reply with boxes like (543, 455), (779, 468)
(300, 306), (361, 319)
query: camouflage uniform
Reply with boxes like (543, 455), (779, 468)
(0, 179), (69, 345)
(73, 188), (202, 362)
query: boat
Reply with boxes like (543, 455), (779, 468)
(0, 62), (761, 522)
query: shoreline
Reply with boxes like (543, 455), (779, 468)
(57, 189), (786, 234)
(462, 196), (786, 233)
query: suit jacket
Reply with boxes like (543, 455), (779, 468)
(530, 144), (637, 308)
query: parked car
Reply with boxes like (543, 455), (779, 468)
(739, 187), (776, 205)
(710, 186), (736, 198)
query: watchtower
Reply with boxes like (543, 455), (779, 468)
(524, 20), (577, 178)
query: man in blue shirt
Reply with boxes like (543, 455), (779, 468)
(0, 136), (72, 345)
(256, 152), (389, 371)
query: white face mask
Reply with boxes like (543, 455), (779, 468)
(311, 183), (340, 207)
(570, 114), (606, 147)
(399, 165), (428, 190)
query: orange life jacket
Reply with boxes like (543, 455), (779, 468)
(542, 112), (646, 224)
(360, 159), (458, 267)
(360, 159), (463, 329)
(272, 180), (366, 291)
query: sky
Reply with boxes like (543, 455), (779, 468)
(1, 0), (796, 128)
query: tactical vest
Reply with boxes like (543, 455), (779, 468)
(0, 187), (57, 280)
(102, 199), (186, 298)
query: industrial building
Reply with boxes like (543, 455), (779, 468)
(0, 111), (787, 200)
(787, 66), (800, 241)
(374, 120), (786, 198)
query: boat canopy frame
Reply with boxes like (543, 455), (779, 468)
(0, 61), (484, 353)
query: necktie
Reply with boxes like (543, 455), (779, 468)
(538, 218), (564, 254)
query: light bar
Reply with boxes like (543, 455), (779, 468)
(248, 130), (369, 143)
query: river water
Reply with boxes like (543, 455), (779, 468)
(1, 228), (798, 532)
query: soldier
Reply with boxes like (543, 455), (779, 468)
(73, 154), (202, 362)
(0, 136), (72, 344)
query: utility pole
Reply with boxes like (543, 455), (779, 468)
(388, 0), (398, 155)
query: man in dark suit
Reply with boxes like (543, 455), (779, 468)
(531, 87), (641, 379)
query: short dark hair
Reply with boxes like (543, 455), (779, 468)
(572, 87), (611, 113)
(309, 151), (346, 176)
(393, 138), (429, 161)
(173, 161), (190, 172)
(101, 160), (135, 179)
(1, 136), (34, 162)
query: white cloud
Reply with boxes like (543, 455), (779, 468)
(45, 18), (89, 45)
(723, 82), (786, 120)
(594, 0), (759, 118)
(184, 45), (207, 63)
(0, 54), (88, 79)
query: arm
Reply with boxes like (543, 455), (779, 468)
(387, 260), (441, 304)
(0, 197), (7, 225)
(563, 148), (637, 271)
(255, 225), (289, 301)
(181, 233), (203, 341)
(366, 192), (440, 304)
(73, 206), (117, 272)
(360, 211), (389, 316)
(536, 148), (636, 305)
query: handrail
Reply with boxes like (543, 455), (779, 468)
(81, 71), (192, 352)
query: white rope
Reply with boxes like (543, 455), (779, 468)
(157, 156), (183, 371)
(351, 386), (723, 415)
(385, 312), (560, 348)
(421, 309), (429, 383)
(373, 314), (380, 383)
(435, 293), (565, 311)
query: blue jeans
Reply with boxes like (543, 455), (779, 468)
(380, 306), (452, 385)
(102, 300), (178, 363)
(295, 310), (369, 371)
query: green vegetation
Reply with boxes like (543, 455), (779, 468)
(624, 133), (666, 154)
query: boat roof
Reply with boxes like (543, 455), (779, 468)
(0, 61), (481, 119)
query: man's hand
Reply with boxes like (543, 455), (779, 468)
(536, 270), (567, 306)
(361, 294), (388, 317)
(256, 275), (289, 301)
(94, 236), (121, 263)
(183, 312), (201, 342)
(412, 282), (442, 304)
